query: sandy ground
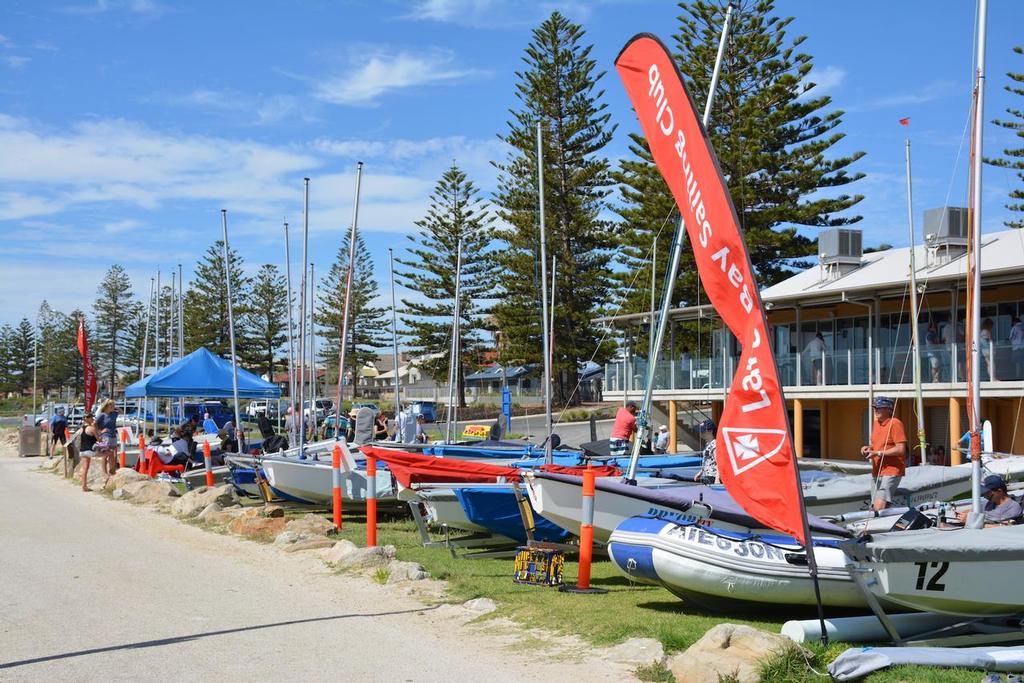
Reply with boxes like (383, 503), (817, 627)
(0, 435), (634, 682)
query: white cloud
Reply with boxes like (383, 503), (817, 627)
(403, 0), (596, 27)
(61, 0), (167, 17)
(313, 48), (482, 106)
(0, 34), (11, 47)
(1, 55), (29, 69)
(800, 65), (845, 99)
(847, 80), (962, 112)
(156, 89), (312, 126)
(103, 218), (142, 234)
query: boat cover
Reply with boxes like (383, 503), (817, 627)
(534, 472), (850, 537)
(363, 447), (519, 487)
(454, 487), (570, 544)
(829, 645), (1024, 681)
(802, 465), (970, 505)
(842, 524), (1024, 563)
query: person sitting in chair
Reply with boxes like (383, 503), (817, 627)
(152, 428), (190, 467)
(957, 475), (1022, 526)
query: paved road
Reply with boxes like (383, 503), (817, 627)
(0, 456), (628, 682)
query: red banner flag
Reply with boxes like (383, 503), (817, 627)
(77, 316), (97, 414)
(899, 117), (910, 126)
(615, 34), (809, 545)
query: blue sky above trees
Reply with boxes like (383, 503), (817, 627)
(1, 0), (1021, 323)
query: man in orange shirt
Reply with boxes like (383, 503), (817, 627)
(860, 396), (907, 511)
(609, 401), (638, 457)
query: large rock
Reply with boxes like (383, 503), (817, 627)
(462, 597), (497, 614)
(386, 560), (429, 583)
(321, 540), (396, 570)
(227, 514), (288, 540)
(104, 468), (149, 492)
(196, 502), (222, 521)
(282, 538), (337, 553)
(669, 623), (809, 683)
(606, 638), (665, 667)
(171, 485), (237, 518)
(121, 479), (180, 504)
(283, 514), (334, 537)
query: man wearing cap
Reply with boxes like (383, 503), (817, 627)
(692, 419), (719, 484)
(860, 396), (907, 511)
(957, 475), (1022, 526)
(654, 425), (670, 454)
(610, 401), (638, 457)
(49, 407), (68, 456)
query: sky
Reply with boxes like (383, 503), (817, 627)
(1, 0), (1022, 327)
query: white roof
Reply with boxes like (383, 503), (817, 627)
(760, 228), (1024, 305)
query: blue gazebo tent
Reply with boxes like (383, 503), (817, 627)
(124, 347), (281, 399)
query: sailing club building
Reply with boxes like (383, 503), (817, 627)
(599, 209), (1024, 463)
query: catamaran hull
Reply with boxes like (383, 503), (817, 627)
(608, 517), (868, 611)
(260, 457), (395, 506)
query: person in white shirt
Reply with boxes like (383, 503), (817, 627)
(654, 425), (670, 454)
(1009, 316), (1024, 380)
(803, 332), (827, 385)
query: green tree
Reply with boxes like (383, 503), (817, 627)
(492, 11), (617, 407)
(396, 165), (497, 407)
(0, 321), (34, 393)
(183, 241), (252, 360)
(316, 234), (388, 399)
(37, 303), (83, 398)
(92, 264), (140, 395)
(244, 264), (288, 378)
(987, 46), (1024, 229)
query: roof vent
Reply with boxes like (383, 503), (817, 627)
(818, 228), (863, 280)
(923, 207), (968, 265)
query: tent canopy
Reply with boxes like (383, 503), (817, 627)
(124, 347), (281, 399)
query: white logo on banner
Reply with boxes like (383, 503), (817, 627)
(721, 427), (787, 476)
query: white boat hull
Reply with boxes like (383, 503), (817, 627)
(260, 457), (394, 505)
(608, 516), (869, 610)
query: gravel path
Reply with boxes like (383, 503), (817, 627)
(0, 453), (632, 682)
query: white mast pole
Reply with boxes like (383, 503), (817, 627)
(336, 162), (364, 439)
(626, 2), (734, 480)
(283, 221), (296, 432)
(298, 179), (310, 453)
(537, 122), (554, 464)
(139, 278), (154, 432)
(389, 248), (401, 425)
(155, 268), (161, 432)
(446, 239), (464, 444)
(967, 0), (989, 526)
(905, 140), (927, 464)
(177, 263), (184, 420)
(309, 262), (318, 439)
(221, 210), (244, 452)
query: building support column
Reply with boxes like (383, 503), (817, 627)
(668, 399), (677, 452)
(949, 396), (962, 466)
(793, 398), (804, 458)
(820, 399), (829, 459)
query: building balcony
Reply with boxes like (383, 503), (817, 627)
(604, 340), (1024, 400)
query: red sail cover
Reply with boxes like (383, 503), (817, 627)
(615, 34), (807, 545)
(361, 446), (520, 488)
(77, 317), (97, 413)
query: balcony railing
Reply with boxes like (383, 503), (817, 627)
(604, 340), (1024, 392)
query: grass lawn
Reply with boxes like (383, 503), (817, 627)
(311, 512), (988, 682)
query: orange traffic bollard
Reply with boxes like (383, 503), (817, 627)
(332, 444), (343, 531)
(559, 465), (607, 594)
(138, 434), (148, 475)
(366, 454), (377, 547)
(118, 429), (128, 469)
(203, 441), (214, 487)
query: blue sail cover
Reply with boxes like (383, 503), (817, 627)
(124, 347), (281, 399)
(454, 487), (571, 544)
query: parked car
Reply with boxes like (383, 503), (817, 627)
(303, 399), (333, 421)
(409, 400), (438, 423)
(246, 400), (279, 418)
(351, 401), (379, 415)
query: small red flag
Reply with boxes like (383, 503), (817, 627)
(899, 117), (910, 126)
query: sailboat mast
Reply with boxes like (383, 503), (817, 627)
(336, 162), (363, 435)
(283, 221), (297, 420)
(298, 178), (310, 453)
(445, 238), (464, 444)
(967, 0), (988, 523)
(221, 210), (244, 451)
(388, 248), (401, 425)
(309, 262), (317, 439)
(904, 140), (927, 463)
(625, 2), (734, 480)
(537, 122), (554, 464)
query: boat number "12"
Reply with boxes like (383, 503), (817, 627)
(913, 561), (949, 591)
